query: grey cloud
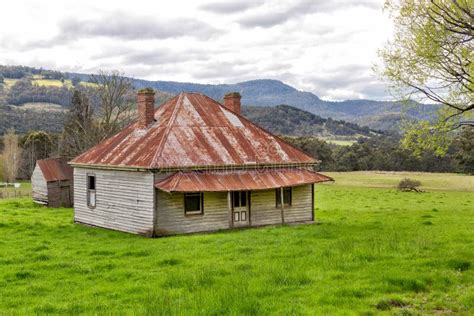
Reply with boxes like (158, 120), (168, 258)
(91, 45), (212, 66)
(305, 64), (390, 99)
(23, 13), (220, 48)
(310, 66), (369, 89)
(191, 61), (252, 80)
(123, 49), (210, 66)
(59, 13), (219, 41)
(239, 1), (381, 28)
(200, 1), (264, 14)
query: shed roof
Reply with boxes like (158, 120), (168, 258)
(71, 92), (317, 169)
(37, 158), (73, 182)
(155, 169), (333, 193)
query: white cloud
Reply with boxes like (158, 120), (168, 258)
(0, 0), (393, 101)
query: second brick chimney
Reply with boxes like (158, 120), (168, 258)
(224, 92), (241, 114)
(137, 88), (155, 128)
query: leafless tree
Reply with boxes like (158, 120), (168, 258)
(61, 71), (135, 158)
(89, 70), (135, 141)
(1, 129), (22, 183)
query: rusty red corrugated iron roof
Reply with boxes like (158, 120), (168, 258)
(155, 168), (333, 192)
(37, 158), (73, 182)
(71, 92), (318, 169)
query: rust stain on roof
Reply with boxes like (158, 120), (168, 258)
(37, 158), (73, 182)
(155, 169), (333, 193)
(71, 92), (318, 169)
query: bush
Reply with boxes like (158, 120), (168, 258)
(398, 178), (422, 192)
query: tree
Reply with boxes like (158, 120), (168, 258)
(379, 0), (473, 155)
(60, 71), (135, 158)
(71, 77), (81, 86)
(61, 89), (96, 158)
(454, 126), (474, 174)
(18, 131), (53, 178)
(398, 178), (422, 192)
(89, 70), (135, 141)
(1, 129), (22, 182)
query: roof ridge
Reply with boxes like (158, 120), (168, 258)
(150, 93), (185, 167)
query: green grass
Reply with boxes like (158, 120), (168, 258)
(325, 139), (356, 146)
(0, 180), (31, 199)
(2, 78), (18, 89)
(0, 173), (473, 314)
(325, 171), (474, 192)
(32, 79), (73, 88)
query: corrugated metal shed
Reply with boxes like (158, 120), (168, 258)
(155, 169), (333, 193)
(71, 93), (317, 169)
(37, 158), (73, 182)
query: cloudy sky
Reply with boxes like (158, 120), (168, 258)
(0, 0), (394, 101)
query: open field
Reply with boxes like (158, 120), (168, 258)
(0, 172), (473, 314)
(0, 180), (31, 199)
(32, 78), (73, 88)
(325, 171), (474, 192)
(325, 139), (357, 146)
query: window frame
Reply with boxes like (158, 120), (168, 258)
(184, 192), (204, 215)
(276, 187), (292, 208)
(86, 173), (96, 209)
(232, 191), (247, 208)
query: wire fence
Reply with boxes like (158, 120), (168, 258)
(0, 183), (32, 199)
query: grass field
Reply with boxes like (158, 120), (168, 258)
(0, 180), (32, 199)
(325, 139), (356, 146)
(32, 78), (73, 88)
(0, 172), (472, 314)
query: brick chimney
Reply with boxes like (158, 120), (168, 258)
(137, 88), (155, 128)
(224, 92), (241, 114)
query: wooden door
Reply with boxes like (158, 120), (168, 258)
(232, 191), (249, 227)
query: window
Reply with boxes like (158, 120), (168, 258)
(276, 187), (292, 207)
(87, 174), (96, 208)
(184, 193), (203, 215)
(232, 191), (247, 208)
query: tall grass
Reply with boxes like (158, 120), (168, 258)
(0, 174), (473, 314)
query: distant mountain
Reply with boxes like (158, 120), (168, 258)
(128, 78), (437, 131)
(2, 65), (438, 132)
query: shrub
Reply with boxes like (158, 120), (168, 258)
(398, 178), (422, 192)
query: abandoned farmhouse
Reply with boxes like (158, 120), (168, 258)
(69, 90), (332, 236)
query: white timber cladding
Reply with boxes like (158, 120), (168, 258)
(73, 167), (155, 236)
(31, 163), (48, 203)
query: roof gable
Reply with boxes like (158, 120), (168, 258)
(71, 92), (316, 169)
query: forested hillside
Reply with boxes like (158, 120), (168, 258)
(0, 66), (383, 137)
(0, 65), (437, 131)
(242, 105), (380, 138)
(0, 65), (471, 177)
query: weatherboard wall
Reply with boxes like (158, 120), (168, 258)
(31, 163), (48, 204)
(73, 168), (155, 236)
(46, 180), (73, 207)
(155, 190), (229, 235)
(155, 183), (314, 236)
(251, 185), (313, 226)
